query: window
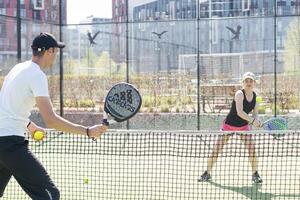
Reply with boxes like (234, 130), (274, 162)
(21, 23), (27, 33)
(14, 26), (17, 37)
(51, 12), (57, 21)
(0, 8), (6, 15)
(0, 23), (5, 36)
(277, 21), (282, 34)
(21, 38), (26, 47)
(212, 19), (218, 44)
(169, 1), (175, 20)
(277, 1), (287, 6)
(33, 25), (41, 33)
(33, 11), (41, 20)
(243, 0), (250, 11)
(34, 0), (44, 10)
(21, 9), (26, 18)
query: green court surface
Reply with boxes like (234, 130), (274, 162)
(3, 130), (300, 200)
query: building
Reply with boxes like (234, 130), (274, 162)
(110, 0), (300, 77)
(111, 0), (128, 65)
(112, 0), (127, 22)
(131, 0), (300, 21)
(0, 0), (67, 73)
(63, 16), (114, 75)
(65, 16), (112, 59)
(133, 0), (197, 21)
(78, 16), (112, 57)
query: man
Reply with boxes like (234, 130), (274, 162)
(0, 32), (107, 200)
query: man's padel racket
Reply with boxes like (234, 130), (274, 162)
(102, 82), (142, 126)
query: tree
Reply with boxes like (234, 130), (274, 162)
(284, 18), (300, 74)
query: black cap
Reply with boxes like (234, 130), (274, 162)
(31, 32), (65, 51)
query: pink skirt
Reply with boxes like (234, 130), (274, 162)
(221, 121), (250, 131)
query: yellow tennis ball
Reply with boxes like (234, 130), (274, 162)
(83, 178), (89, 184)
(33, 131), (44, 141)
(256, 96), (263, 103)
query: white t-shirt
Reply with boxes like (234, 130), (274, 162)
(0, 60), (49, 137)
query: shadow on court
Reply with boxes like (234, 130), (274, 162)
(209, 181), (300, 200)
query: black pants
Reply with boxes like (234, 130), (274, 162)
(0, 136), (59, 200)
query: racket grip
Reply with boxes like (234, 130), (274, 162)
(102, 118), (109, 126)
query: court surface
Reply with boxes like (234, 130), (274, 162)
(3, 130), (300, 200)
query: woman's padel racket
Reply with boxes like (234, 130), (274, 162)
(262, 116), (287, 139)
(102, 82), (142, 126)
(262, 117), (288, 131)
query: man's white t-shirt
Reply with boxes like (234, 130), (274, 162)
(0, 60), (49, 137)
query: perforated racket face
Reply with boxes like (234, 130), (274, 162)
(263, 117), (288, 130)
(104, 83), (142, 122)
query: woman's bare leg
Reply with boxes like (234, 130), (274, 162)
(240, 135), (258, 173)
(240, 134), (262, 183)
(207, 134), (231, 173)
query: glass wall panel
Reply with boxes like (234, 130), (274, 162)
(199, 16), (275, 129)
(0, 16), (18, 76)
(128, 20), (197, 129)
(62, 23), (126, 126)
(1, 0), (299, 131)
(276, 16), (300, 129)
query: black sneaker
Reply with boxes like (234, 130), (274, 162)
(252, 171), (263, 184)
(198, 171), (211, 182)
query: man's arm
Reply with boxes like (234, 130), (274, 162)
(35, 96), (106, 138)
(27, 121), (45, 138)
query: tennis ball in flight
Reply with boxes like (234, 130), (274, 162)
(256, 96), (263, 103)
(83, 178), (89, 184)
(33, 131), (45, 141)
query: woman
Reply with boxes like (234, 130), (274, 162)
(198, 72), (262, 184)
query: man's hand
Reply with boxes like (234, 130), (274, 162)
(88, 124), (108, 139)
(27, 121), (46, 139)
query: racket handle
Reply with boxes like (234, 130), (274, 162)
(102, 118), (109, 126)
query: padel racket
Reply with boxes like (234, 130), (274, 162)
(102, 82), (142, 126)
(262, 116), (287, 139)
(262, 117), (288, 131)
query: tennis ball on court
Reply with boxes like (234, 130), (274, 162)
(256, 96), (263, 103)
(33, 131), (44, 141)
(83, 178), (89, 184)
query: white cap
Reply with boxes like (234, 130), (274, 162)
(242, 72), (256, 81)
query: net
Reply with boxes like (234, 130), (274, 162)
(3, 130), (300, 200)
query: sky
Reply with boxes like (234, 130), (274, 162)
(67, 0), (112, 24)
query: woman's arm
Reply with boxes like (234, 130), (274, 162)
(252, 101), (262, 127)
(252, 101), (259, 120)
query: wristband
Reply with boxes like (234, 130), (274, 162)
(27, 121), (31, 128)
(86, 127), (91, 138)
